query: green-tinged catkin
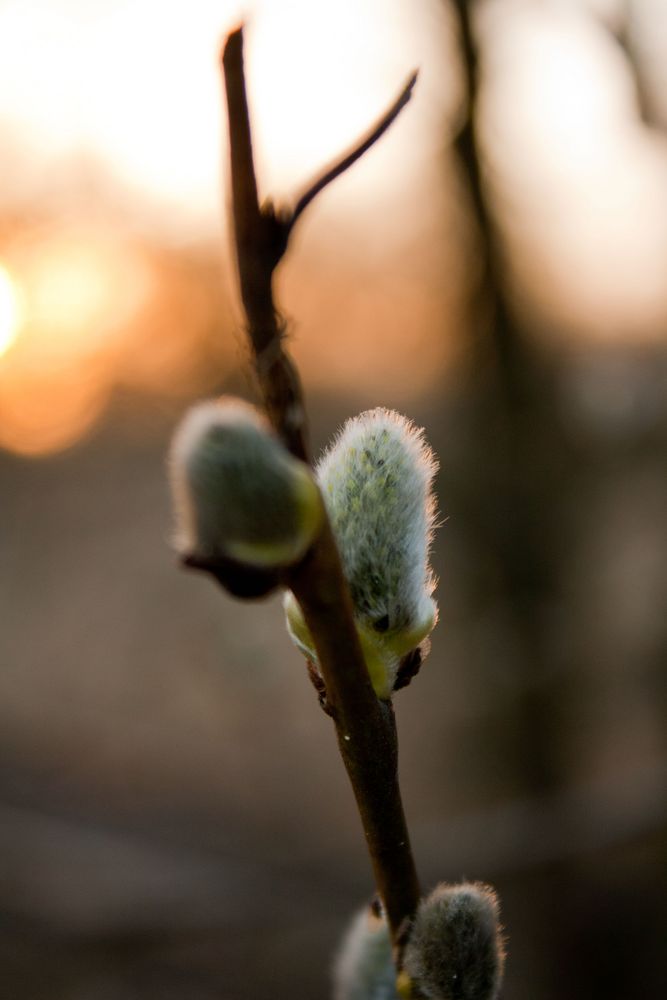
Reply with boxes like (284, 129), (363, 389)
(284, 408), (439, 698)
(169, 397), (323, 569)
(403, 882), (506, 1000)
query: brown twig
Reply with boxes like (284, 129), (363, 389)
(221, 25), (421, 961)
(288, 71), (418, 232)
(222, 28), (308, 461)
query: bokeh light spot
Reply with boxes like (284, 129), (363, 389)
(0, 263), (23, 358)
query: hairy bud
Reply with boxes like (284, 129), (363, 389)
(403, 882), (505, 1000)
(284, 408), (438, 698)
(169, 398), (323, 569)
(333, 905), (398, 1000)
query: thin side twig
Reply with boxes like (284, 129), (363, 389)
(288, 70), (418, 232)
(221, 25), (421, 961)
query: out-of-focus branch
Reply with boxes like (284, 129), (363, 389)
(450, 0), (522, 395)
(450, 0), (563, 797)
(614, 3), (658, 128)
(221, 25), (420, 961)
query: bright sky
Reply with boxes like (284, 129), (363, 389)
(480, 0), (667, 342)
(0, 0), (455, 454)
(0, 0), (451, 230)
(1, 0), (667, 456)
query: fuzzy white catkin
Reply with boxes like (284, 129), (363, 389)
(169, 398), (323, 568)
(403, 883), (505, 1000)
(284, 408), (438, 698)
(333, 906), (399, 1000)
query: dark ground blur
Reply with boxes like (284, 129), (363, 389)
(1, 1), (667, 998)
(1, 352), (666, 999)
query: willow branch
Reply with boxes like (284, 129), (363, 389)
(288, 71), (418, 232)
(222, 28), (308, 460)
(221, 25), (420, 958)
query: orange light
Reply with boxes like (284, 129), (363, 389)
(0, 227), (154, 455)
(0, 264), (23, 357)
(14, 230), (153, 363)
(0, 357), (111, 457)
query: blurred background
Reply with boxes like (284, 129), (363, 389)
(1, 0), (666, 997)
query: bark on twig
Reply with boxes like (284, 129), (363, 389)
(222, 29), (308, 461)
(221, 26), (421, 959)
(288, 71), (418, 231)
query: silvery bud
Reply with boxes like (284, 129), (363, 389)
(403, 882), (505, 1000)
(285, 408), (438, 698)
(333, 904), (398, 1000)
(169, 398), (323, 570)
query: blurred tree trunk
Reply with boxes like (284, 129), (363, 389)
(449, 0), (567, 798)
(446, 5), (667, 999)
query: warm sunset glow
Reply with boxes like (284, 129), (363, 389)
(0, 264), (22, 357)
(0, 361), (111, 457)
(33, 246), (141, 350)
(0, 228), (156, 455)
(0, 0), (451, 224)
(1, 0), (665, 460)
(10, 229), (154, 363)
(0, 0), (456, 460)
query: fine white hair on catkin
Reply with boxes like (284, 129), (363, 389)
(169, 398), (264, 554)
(169, 397), (321, 567)
(403, 882), (506, 1000)
(333, 906), (397, 1000)
(316, 407), (438, 635)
